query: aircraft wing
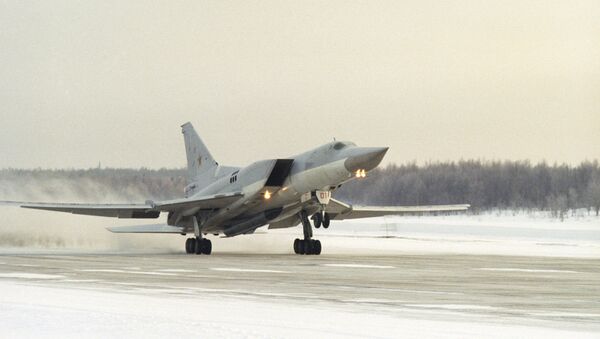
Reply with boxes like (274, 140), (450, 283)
(326, 198), (470, 220)
(5, 192), (243, 219)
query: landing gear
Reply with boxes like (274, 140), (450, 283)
(293, 239), (321, 255)
(311, 212), (330, 229)
(311, 212), (322, 228)
(196, 238), (212, 255)
(185, 216), (212, 255)
(185, 238), (194, 253)
(185, 237), (212, 255)
(294, 210), (322, 255)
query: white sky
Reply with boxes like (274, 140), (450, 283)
(0, 1), (598, 169)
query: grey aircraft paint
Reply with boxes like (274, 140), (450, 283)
(5, 122), (469, 255)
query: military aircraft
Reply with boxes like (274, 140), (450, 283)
(5, 122), (469, 255)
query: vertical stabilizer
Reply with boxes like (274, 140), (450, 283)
(181, 122), (218, 185)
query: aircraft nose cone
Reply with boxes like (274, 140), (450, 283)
(344, 147), (389, 173)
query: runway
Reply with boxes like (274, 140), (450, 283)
(1, 251), (599, 333)
(1, 213), (599, 337)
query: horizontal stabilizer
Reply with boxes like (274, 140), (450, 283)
(107, 224), (184, 234)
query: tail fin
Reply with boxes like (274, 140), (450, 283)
(181, 122), (218, 185)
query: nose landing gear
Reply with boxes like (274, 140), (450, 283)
(311, 212), (322, 228)
(311, 212), (331, 229)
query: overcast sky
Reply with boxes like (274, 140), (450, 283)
(0, 1), (598, 169)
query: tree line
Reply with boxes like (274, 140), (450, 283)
(1, 160), (599, 217)
(335, 160), (600, 218)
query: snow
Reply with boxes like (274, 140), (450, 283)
(405, 304), (499, 311)
(474, 268), (580, 274)
(0, 281), (598, 339)
(0, 273), (64, 280)
(310, 212), (600, 258)
(80, 269), (178, 276)
(209, 267), (290, 273)
(0, 212), (598, 337)
(321, 263), (395, 269)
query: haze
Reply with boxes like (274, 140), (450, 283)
(0, 1), (598, 169)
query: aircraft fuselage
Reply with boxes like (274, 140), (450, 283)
(179, 141), (388, 235)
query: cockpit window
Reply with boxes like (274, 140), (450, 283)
(333, 142), (346, 150)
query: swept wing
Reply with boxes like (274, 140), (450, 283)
(6, 192), (243, 219)
(326, 198), (469, 220)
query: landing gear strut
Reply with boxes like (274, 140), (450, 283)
(294, 210), (321, 255)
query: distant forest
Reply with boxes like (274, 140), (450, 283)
(1, 160), (599, 218)
(336, 161), (600, 218)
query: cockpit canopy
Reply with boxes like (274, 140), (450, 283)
(332, 141), (356, 150)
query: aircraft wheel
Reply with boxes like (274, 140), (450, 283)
(299, 240), (306, 255)
(194, 238), (203, 255)
(202, 239), (212, 255)
(323, 213), (330, 228)
(293, 239), (301, 254)
(312, 213), (322, 228)
(304, 239), (313, 255)
(185, 238), (194, 254)
(313, 240), (322, 255)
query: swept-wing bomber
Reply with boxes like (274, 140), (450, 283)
(6, 123), (469, 255)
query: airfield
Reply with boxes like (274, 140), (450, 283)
(1, 214), (599, 338)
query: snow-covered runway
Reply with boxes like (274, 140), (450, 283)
(0, 250), (598, 338)
(1, 212), (599, 337)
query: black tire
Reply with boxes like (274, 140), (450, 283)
(323, 213), (330, 228)
(293, 239), (300, 254)
(202, 239), (212, 255)
(299, 240), (306, 255)
(185, 238), (193, 254)
(312, 213), (322, 228)
(304, 239), (313, 255)
(194, 238), (202, 255)
(313, 240), (322, 255)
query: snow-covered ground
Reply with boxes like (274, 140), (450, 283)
(0, 211), (599, 338)
(313, 211), (600, 258)
(1, 280), (598, 339)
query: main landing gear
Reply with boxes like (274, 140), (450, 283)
(294, 210), (322, 255)
(185, 216), (212, 255)
(185, 237), (212, 255)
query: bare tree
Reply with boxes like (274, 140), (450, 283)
(586, 179), (600, 216)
